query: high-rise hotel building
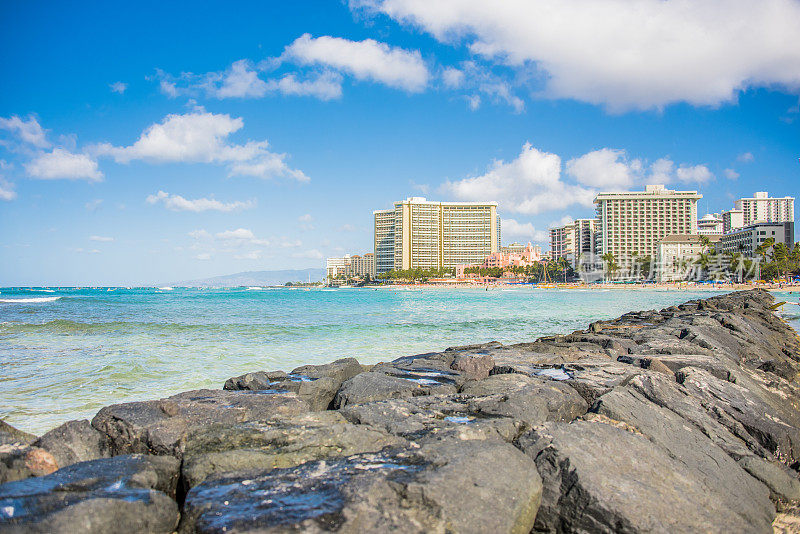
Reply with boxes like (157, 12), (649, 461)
(722, 192), (795, 233)
(373, 197), (500, 273)
(549, 218), (598, 267)
(595, 185), (701, 264)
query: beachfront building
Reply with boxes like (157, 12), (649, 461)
(595, 184), (701, 269)
(349, 253), (375, 277)
(326, 255), (351, 280)
(717, 222), (796, 258)
(325, 253), (375, 282)
(501, 242), (542, 259)
(373, 197), (500, 272)
(374, 209), (396, 275)
(723, 192), (795, 234)
(550, 218), (598, 267)
(697, 213), (724, 235)
(481, 242), (541, 269)
(656, 234), (721, 282)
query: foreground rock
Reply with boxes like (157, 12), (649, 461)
(33, 419), (111, 468)
(92, 389), (309, 457)
(0, 454), (179, 533)
(181, 411), (406, 488)
(518, 420), (775, 533)
(181, 439), (541, 533)
(224, 358), (364, 410)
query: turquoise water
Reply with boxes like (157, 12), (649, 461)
(1, 286), (798, 434)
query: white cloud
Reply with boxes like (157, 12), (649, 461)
(566, 148), (641, 188)
(339, 223), (356, 232)
(160, 80), (179, 98)
(676, 164), (713, 184)
(466, 94), (481, 110)
(737, 152), (755, 163)
(442, 67), (464, 88)
(501, 218), (548, 242)
(216, 228), (255, 240)
(298, 213), (314, 230)
(292, 249), (323, 259)
(89, 235), (114, 242)
(0, 115), (50, 148)
(550, 215), (575, 228)
(442, 143), (715, 214)
(24, 148), (103, 181)
(216, 60), (269, 98)
(188, 229), (212, 240)
(448, 61), (524, 111)
(442, 142), (595, 215)
(215, 228), (270, 246)
(146, 190), (256, 212)
(110, 82), (127, 94)
(92, 110), (308, 181)
(234, 251), (262, 260)
(156, 63), (343, 102)
(0, 178), (16, 201)
(195, 252), (212, 260)
(478, 81), (524, 113)
(724, 168), (740, 180)
(282, 34), (429, 92)
(85, 199), (103, 211)
(267, 71), (343, 100)
(355, 0), (800, 111)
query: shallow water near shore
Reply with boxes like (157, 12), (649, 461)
(1, 286), (798, 434)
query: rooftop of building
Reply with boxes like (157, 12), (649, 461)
(594, 184), (702, 201)
(660, 234), (722, 244)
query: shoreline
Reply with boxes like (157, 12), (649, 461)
(2, 289), (800, 532)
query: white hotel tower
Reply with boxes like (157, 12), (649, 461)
(374, 197), (500, 274)
(595, 184), (701, 265)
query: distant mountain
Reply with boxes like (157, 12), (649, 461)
(174, 268), (325, 287)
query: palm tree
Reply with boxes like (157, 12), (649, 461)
(601, 253), (618, 282)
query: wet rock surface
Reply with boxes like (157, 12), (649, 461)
(0, 454), (180, 533)
(92, 388), (309, 457)
(2, 289), (800, 532)
(181, 439), (541, 534)
(181, 411), (406, 489)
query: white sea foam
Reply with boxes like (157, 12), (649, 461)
(28, 289), (55, 293)
(0, 296), (61, 303)
(158, 287), (174, 291)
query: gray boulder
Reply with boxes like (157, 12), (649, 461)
(91, 388), (309, 457)
(181, 411), (406, 488)
(593, 383), (775, 525)
(340, 394), (523, 443)
(32, 419), (110, 469)
(333, 372), (456, 408)
(0, 420), (36, 446)
(224, 358), (365, 410)
(180, 439), (541, 534)
(450, 352), (495, 380)
(291, 357), (364, 383)
(678, 366), (800, 464)
(0, 454), (180, 533)
(518, 420), (775, 533)
(738, 456), (800, 502)
(223, 370), (287, 390)
(461, 373), (588, 426)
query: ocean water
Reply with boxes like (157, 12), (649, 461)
(1, 286), (798, 434)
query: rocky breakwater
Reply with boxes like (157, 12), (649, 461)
(2, 289), (800, 533)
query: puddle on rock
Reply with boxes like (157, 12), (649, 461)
(534, 368), (573, 381)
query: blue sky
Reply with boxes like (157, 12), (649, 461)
(1, 0), (799, 286)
